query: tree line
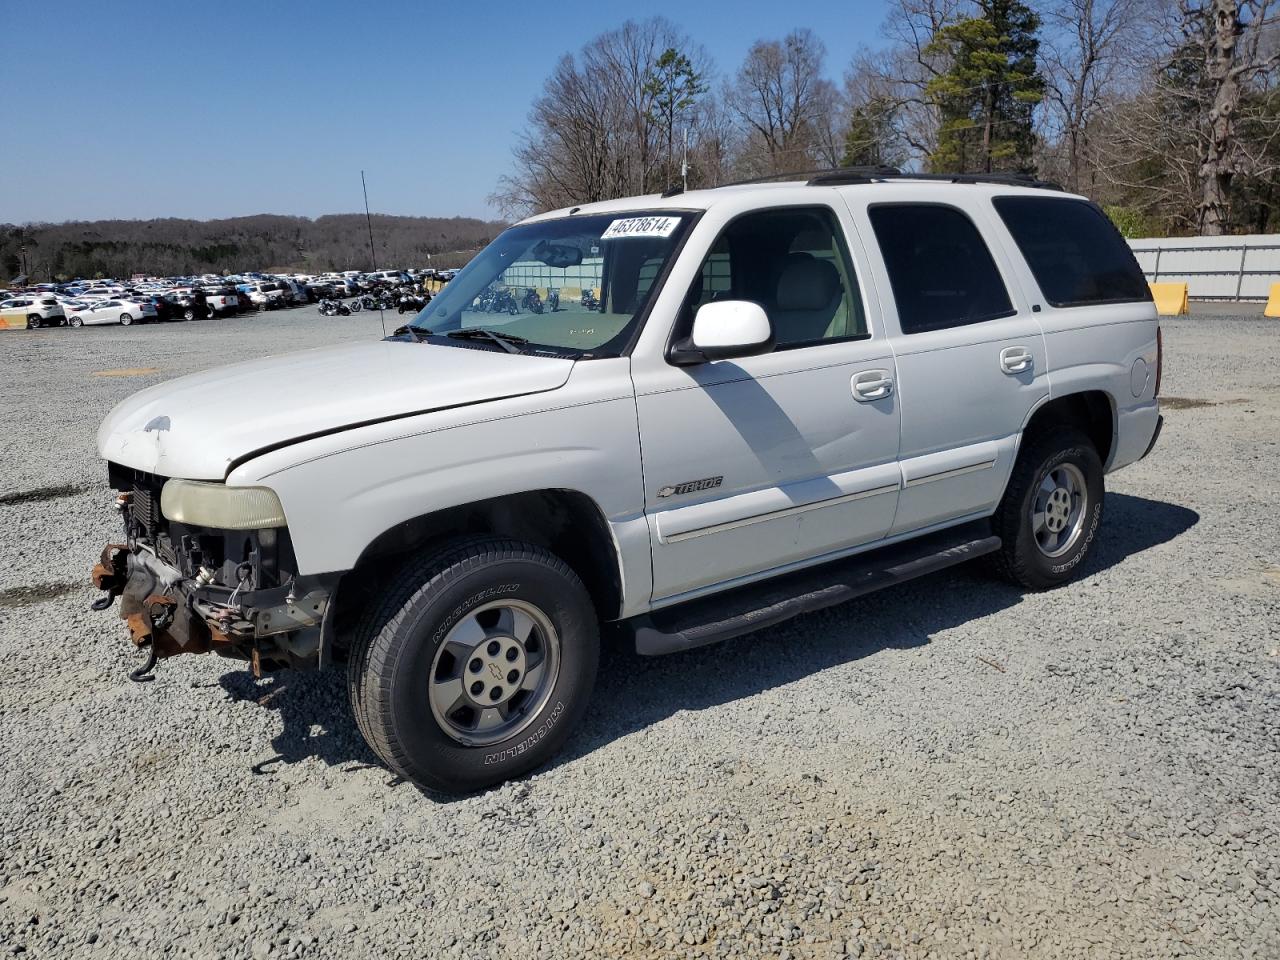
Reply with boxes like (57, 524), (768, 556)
(1, 214), (506, 282)
(493, 1), (1280, 237)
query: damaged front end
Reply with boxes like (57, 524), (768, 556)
(92, 465), (340, 681)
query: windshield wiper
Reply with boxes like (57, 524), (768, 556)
(446, 328), (528, 354)
(390, 324), (431, 341)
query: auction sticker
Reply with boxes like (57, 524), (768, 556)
(601, 216), (681, 240)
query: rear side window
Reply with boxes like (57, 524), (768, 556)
(868, 204), (1014, 334)
(993, 197), (1151, 307)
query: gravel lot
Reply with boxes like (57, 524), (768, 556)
(1, 307), (1277, 960)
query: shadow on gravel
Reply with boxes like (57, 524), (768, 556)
(218, 670), (384, 777)
(553, 492), (1200, 774)
(209, 493), (1197, 790)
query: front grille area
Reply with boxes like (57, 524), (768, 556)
(130, 484), (160, 539)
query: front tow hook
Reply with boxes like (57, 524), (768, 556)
(126, 595), (177, 683)
(90, 543), (129, 611)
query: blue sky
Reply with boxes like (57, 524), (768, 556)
(2, 1), (888, 224)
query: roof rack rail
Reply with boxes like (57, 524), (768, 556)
(806, 168), (1064, 191)
(699, 166), (1064, 192)
(806, 166), (903, 185)
(714, 166), (895, 189)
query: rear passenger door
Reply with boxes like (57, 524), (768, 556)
(853, 197), (1049, 535)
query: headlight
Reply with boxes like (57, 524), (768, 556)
(160, 480), (287, 530)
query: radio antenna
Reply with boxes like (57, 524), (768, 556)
(361, 170), (387, 337)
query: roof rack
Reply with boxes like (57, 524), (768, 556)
(715, 166), (902, 190)
(807, 168), (1064, 190)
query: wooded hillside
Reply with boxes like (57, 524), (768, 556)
(1, 214), (507, 281)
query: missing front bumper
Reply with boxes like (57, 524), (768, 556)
(91, 542), (339, 678)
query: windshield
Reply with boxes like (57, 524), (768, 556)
(409, 211), (691, 355)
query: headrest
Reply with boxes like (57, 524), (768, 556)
(776, 255), (840, 311)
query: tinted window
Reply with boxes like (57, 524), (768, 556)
(993, 197), (1152, 307)
(681, 206), (867, 349)
(868, 204), (1014, 334)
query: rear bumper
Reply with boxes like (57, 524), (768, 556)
(1139, 414), (1163, 462)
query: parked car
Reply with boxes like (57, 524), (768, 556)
(67, 298), (157, 327)
(162, 293), (210, 322)
(243, 282), (288, 308)
(91, 172), (1164, 795)
(132, 294), (181, 322)
(1, 295), (66, 328)
(278, 279), (310, 305)
(199, 288), (242, 317)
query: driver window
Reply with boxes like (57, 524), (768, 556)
(682, 207), (868, 349)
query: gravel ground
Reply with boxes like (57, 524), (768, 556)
(1, 307), (1277, 960)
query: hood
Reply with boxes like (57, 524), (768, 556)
(98, 340), (575, 480)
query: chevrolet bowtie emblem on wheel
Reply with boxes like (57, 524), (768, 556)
(488, 663), (502, 681)
(657, 476), (723, 498)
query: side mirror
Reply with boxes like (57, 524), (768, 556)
(669, 300), (775, 366)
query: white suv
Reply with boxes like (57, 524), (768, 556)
(93, 171), (1162, 793)
(1, 295), (66, 329)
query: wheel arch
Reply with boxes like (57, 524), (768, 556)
(332, 488), (625, 646)
(1020, 390), (1116, 467)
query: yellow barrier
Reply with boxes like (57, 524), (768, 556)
(0, 314), (28, 330)
(1149, 282), (1189, 316)
(1265, 282), (1280, 318)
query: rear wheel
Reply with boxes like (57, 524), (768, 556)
(69, 316), (83, 328)
(119, 313), (133, 326)
(26, 314), (41, 329)
(347, 536), (599, 793)
(992, 426), (1104, 589)
(183, 309), (195, 321)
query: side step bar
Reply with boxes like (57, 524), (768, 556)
(629, 521), (1001, 656)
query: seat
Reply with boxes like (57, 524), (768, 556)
(770, 254), (844, 346)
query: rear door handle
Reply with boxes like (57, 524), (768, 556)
(1000, 346), (1033, 375)
(852, 369), (894, 402)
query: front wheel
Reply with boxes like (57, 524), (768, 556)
(347, 536), (599, 793)
(27, 314), (41, 329)
(992, 426), (1104, 590)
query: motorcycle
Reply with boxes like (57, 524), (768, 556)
(319, 298), (351, 317)
(521, 288), (543, 314)
(491, 289), (519, 315)
(546, 288), (560, 312)
(580, 287), (599, 310)
(398, 293), (428, 314)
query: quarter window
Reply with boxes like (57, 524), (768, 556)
(993, 197), (1152, 307)
(681, 206), (867, 349)
(868, 204), (1014, 334)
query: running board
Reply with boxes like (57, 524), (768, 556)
(629, 521), (1001, 656)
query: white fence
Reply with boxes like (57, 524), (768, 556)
(1127, 235), (1280, 301)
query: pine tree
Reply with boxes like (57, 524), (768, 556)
(925, 0), (1044, 174)
(841, 97), (901, 168)
(644, 48), (707, 190)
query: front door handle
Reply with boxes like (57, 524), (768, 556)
(1000, 346), (1033, 375)
(852, 369), (894, 402)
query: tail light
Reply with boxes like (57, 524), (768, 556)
(1154, 326), (1163, 398)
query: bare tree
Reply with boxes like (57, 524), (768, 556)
(728, 29), (837, 175)
(492, 18), (710, 216)
(875, 0), (970, 164)
(1040, 0), (1147, 191)
(1192, 0), (1280, 232)
(1094, 0), (1279, 234)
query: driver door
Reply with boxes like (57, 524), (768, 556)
(632, 204), (901, 604)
